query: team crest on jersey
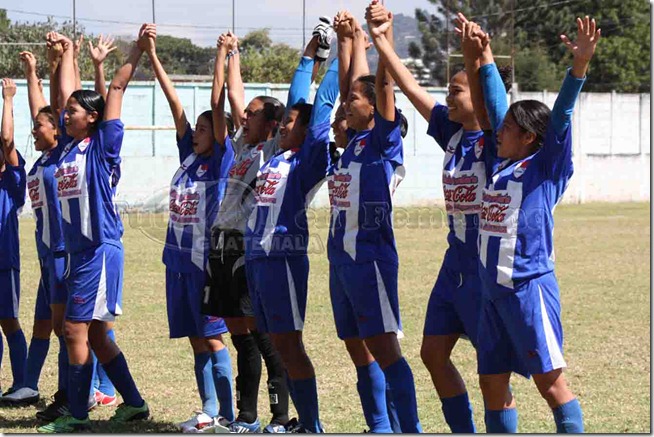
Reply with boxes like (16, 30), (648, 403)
(77, 137), (91, 152)
(40, 150), (52, 164)
(353, 139), (367, 156)
(474, 137), (485, 159)
(250, 143), (265, 158)
(513, 160), (529, 178)
(196, 164), (208, 178)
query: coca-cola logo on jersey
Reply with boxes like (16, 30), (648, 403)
(444, 185), (477, 203)
(254, 171), (281, 203)
(169, 190), (200, 222)
(229, 158), (253, 178)
(55, 164), (81, 198)
(480, 192), (512, 234)
(443, 173), (481, 213)
(328, 173), (351, 208)
(28, 177), (42, 207)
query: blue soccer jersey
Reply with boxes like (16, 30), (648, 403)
(478, 69), (585, 295)
(55, 120), (125, 253)
(327, 110), (405, 266)
(0, 152), (26, 270)
(427, 104), (496, 274)
(28, 146), (66, 258)
(162, 125), (235, 272)
(246, 59), (339, 260)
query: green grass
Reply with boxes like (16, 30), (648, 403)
(0, 202), (650, 433)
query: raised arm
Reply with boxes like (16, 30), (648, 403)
(553, 16), (600, 136)
(349, 15), (370, 91)
(456, 18), (491, 130)
(366, 2), (395, 122)
(45, 38), (63, 117)
(72, 35), (84, 90)
(143, 26), (188, 139)
(211, 33), (230, 144)
(89, 35), (117, 100)
(47, 32), (76, 112)
(334, 11), (354, 101)
(368, 8), (434, 121)
(1, 79), (18, 167)
(19, 51), (48, 119)
(104, 25), (148, 122)
(287, 36), (318, 108)
(225, 32), (244, 130)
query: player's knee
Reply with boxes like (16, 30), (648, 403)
(420, 340), (448, 370)
(479, 374), (512, 408)
(0, 318), (21, 335)
(32, 319), (52, 339)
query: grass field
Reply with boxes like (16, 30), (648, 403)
(0, 202), (650, 433)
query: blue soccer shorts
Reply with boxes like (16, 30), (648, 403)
(477, 271), (567, 378)
(423, 265), (482, 346)
(166, 268), (228, 339)
(246, 255), (309, 334)
(65, 242), (124, 322)
(329, 260), (403, 340)
(34, 253), (68, 321)
(0, 268), (20, 319)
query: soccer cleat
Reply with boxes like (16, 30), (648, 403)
(201, 416), (231, 433)
(284, 418), (324, 434)
(228, 418), (261, 433)
(109, 401), (150, 423)
(36, 415), (91, 433)
(263, 422), (287, 433)
(94, 389), (117, 407)
(2, 386), (18, 397)
(312, 16), (334, 62)
(177, 412), (217, 433)
(36, 390), (69, 422)
(0, 387), (40, 406)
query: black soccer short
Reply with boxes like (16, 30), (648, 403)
(202, 229), (254, 318)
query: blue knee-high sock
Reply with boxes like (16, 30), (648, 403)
(57, 336), (68, 392)
(485, 408), (518, 433)
(385, 382), (402, 433)
(25, 337), (50, 391)
(355, 362), (392, 433)
(68, 363), (93, 420)
(382, 358), (423, 433)
(552, 398), (583, 433)
(441, 392), (476, 433)
(211, 348), (234, 421)
(102, 352), (144, 407)
(7, 329), (28, 389)
(97, 329), (116, 396)
(90, 352), (99, 395)
(292, 377), (321, 433)
(195, 352), (218, 417)
(286, 373), (297, 407)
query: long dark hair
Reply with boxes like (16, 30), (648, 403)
(507, 100), (551, 150)
(70, 89), (105, 130)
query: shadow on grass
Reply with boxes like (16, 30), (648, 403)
(0, 417), (177, 433)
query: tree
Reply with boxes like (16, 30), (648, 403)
(239, 29), (303, 83)
(413, 0), (651, 92)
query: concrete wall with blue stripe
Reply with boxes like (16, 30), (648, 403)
(6, 80), (650, 212)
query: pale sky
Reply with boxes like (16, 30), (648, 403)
(2, 0), (435, 48)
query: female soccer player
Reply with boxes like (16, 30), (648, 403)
(0, 49), (67, 409)
(204, 25), (332, 432)
(36, 26), (151, 433)
(0, 78), (28, 402)
(86, 34), (120, 408)
(244, 40), (339, 433)
(142, 24), (235, 433)
(325, 7), (422, 433)
(470, 15), (600, 433)
(367, 2), (519, 432)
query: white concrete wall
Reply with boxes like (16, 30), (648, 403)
(10, 80), (650, 212)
